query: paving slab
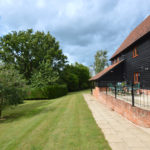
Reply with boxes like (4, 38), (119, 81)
(83, 94), (150, 150)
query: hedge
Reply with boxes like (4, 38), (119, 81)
(25, 84), (68, 100)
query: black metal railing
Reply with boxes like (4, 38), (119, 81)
(100, 82), (150, 110)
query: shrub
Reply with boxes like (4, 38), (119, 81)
(25, 84), (68, 100)
(42, 84), (68, 99)
(0, 65), (26, 118)
(25, 88), (45, 100)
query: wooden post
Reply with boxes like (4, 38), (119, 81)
(131, 83), (134, 107)
(115, 85), (117, 98)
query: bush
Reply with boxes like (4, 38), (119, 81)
(25, 88), (45, 100)
(25, 84), (68, 100)
(0, 65), (26, 118)
(42, 84), (68, 99)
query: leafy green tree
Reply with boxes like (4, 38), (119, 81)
(0, 29), (67, 81)
(94, 50), (108, 74)
(0, 65), (26, 119)
(63, 73), (79, 91)
(72, 63), (90, 89)
(31, 60), (59, 88)
(61, 63), (90, 91)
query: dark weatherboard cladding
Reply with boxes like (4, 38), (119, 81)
(90, 15), (150, 89)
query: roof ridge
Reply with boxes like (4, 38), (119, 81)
(110, 15), (150, 60)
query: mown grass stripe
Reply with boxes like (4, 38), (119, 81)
(0, 90), (111, 150)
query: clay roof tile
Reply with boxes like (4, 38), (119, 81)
(89, 60), (124, 81)
(111, 15), (150, 60)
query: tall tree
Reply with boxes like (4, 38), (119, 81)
(0, 29), (67, 81)
(31, 60), (59, 88)
(94, 50), (108, 74)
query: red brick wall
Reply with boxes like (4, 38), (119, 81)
(93, 87), (150, 128)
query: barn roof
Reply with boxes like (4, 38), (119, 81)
(110, 15), (150, 60)
(89, 60), (124, 81)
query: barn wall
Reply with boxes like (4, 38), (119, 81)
(111, 33), (150, 89)
(96, 63), (125, 87)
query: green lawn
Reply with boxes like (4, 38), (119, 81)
(0, 90), (111, 150)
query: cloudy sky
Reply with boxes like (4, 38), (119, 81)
(0, 0), (150, 66)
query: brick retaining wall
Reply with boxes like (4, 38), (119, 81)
(93, 87), (150, 128)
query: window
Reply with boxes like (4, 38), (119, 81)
(117, 57), (119, 62)
(133, 47), (138, 58)
(134, 72), (140, 84)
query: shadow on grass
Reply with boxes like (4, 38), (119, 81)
(0, 100), (57, 124)
(0, 90), (89, 124)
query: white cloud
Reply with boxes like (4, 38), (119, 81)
(36, 0), (46, 8)
(0, 0), (150, 66)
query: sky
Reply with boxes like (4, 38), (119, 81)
(0, 0), (150, 66)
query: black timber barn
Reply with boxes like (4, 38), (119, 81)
(90, 15), (150, 90)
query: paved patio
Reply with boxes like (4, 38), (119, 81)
(83, 94), (150, 150)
